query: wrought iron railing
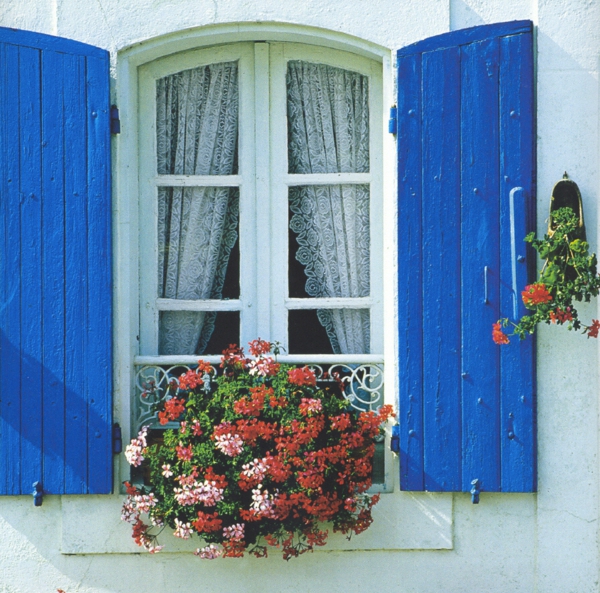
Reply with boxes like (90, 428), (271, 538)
(132, 357), (384, 434)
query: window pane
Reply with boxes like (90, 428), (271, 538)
(156, 62), (238, 175)
(289, 185), (370, 298)
(286, 61), (369, 174)
(159, 311), (239, 355)
(158, 187), (239, 300)
(288, 309), (370, 355)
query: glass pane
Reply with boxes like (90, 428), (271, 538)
(286, 61), (369, 174)
(158, 187), (239, 300)
(288, 309), (370, 355)
(156, 62), (238, 175)
(289, 185), (370, 298)
(159, 311), (239, 356)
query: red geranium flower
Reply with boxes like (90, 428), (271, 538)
(521, 283), (552, 306)
(492, 322), (510, 345)
(587, 319), (600, 338)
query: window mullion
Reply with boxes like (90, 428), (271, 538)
(238, 47), (257, 346)
(253, 42), (272, 342)
(268, 42), (289, 349)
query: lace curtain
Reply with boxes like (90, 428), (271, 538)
(287, 61), (371, 354)
(156, 62), (239, 355)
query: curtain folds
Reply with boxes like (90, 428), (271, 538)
(156, 62), (239, 355)
(287, 61), (371, 354)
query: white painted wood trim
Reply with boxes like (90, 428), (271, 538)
(154, 175), (242, 187)
(284, 173), (371, 185)
(253, 42), (272, 342)
(119, 23), (389, 68)
(285, 297), (373, 309)
(156, 298), (242, 311)
(238, 43), (257, 344)
(268, 42), (289, 348)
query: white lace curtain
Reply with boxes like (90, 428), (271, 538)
(287, 61), (371, 354)
(156, 62), (239, 355)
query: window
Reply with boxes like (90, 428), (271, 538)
(132, 40), (386, 486)
(137, 42), (383, 360)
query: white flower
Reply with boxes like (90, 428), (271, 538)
(173, 518), (192, 539)
(223, 523), (245, 541)
(195, 544), (222, 559)
(214, 433), (244, 457)
(124, 426), (149, 467)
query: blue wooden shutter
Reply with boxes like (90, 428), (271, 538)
(397, 21), (535, 493)
(0, 27), (112, 495)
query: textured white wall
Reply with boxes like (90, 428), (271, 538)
(0, 0), (599, 591)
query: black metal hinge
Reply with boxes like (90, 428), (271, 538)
(390, 424), (400, 453)
(113, 423), (123, 454)
(110, 105), (121, 134)
(388, 105), (397, 135)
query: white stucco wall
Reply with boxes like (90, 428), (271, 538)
(0, 0), (599, 591)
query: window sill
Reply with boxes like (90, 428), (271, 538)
(60, 491), (452, 554)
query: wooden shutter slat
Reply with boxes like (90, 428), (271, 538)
(19, 45), (45, 495)
(398, 53), (424, 491)
(499, 33), (536, 492)
(42, 49), (68, 494)
(421, 46), (462, 491)
(460, 38), (502, 492)
(0, 42), (22, 495)
(85, 54), (112, 494)
(64, 53), (89, 494)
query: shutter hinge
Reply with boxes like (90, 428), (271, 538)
(470, 478), (481, 504)
(390, 424), (400, 453)
(33, 481), (43, 507)
(113, 423), (123, 454)
(388, 105), (397, 135)
(110, 105), (121, 134)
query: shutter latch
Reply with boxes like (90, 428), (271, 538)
(110, 105), (121, 134)
(470, 478), (481, 504)
(388, 105), (397, 135)
(33, 481), (43, 507)
(113, 423), (123, 454)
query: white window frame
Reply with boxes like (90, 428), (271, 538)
(136, 41), (383, 362)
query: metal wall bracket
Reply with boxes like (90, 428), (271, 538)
(470, 478), (481, 504)
(33, 482), (43, 507)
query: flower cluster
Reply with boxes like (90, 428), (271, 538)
(494, 207), (600, 343)
(122, 340), (395, 560)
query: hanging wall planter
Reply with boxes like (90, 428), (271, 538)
(494, 174), (600, 343)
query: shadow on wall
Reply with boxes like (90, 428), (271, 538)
(0, 329), (111, 496)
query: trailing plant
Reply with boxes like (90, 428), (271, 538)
(122, 339), (394, 559)
(494, 206), (600, 344)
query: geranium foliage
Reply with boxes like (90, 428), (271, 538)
(122, 340), (394, 559)
(494, 207), (600, 343)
